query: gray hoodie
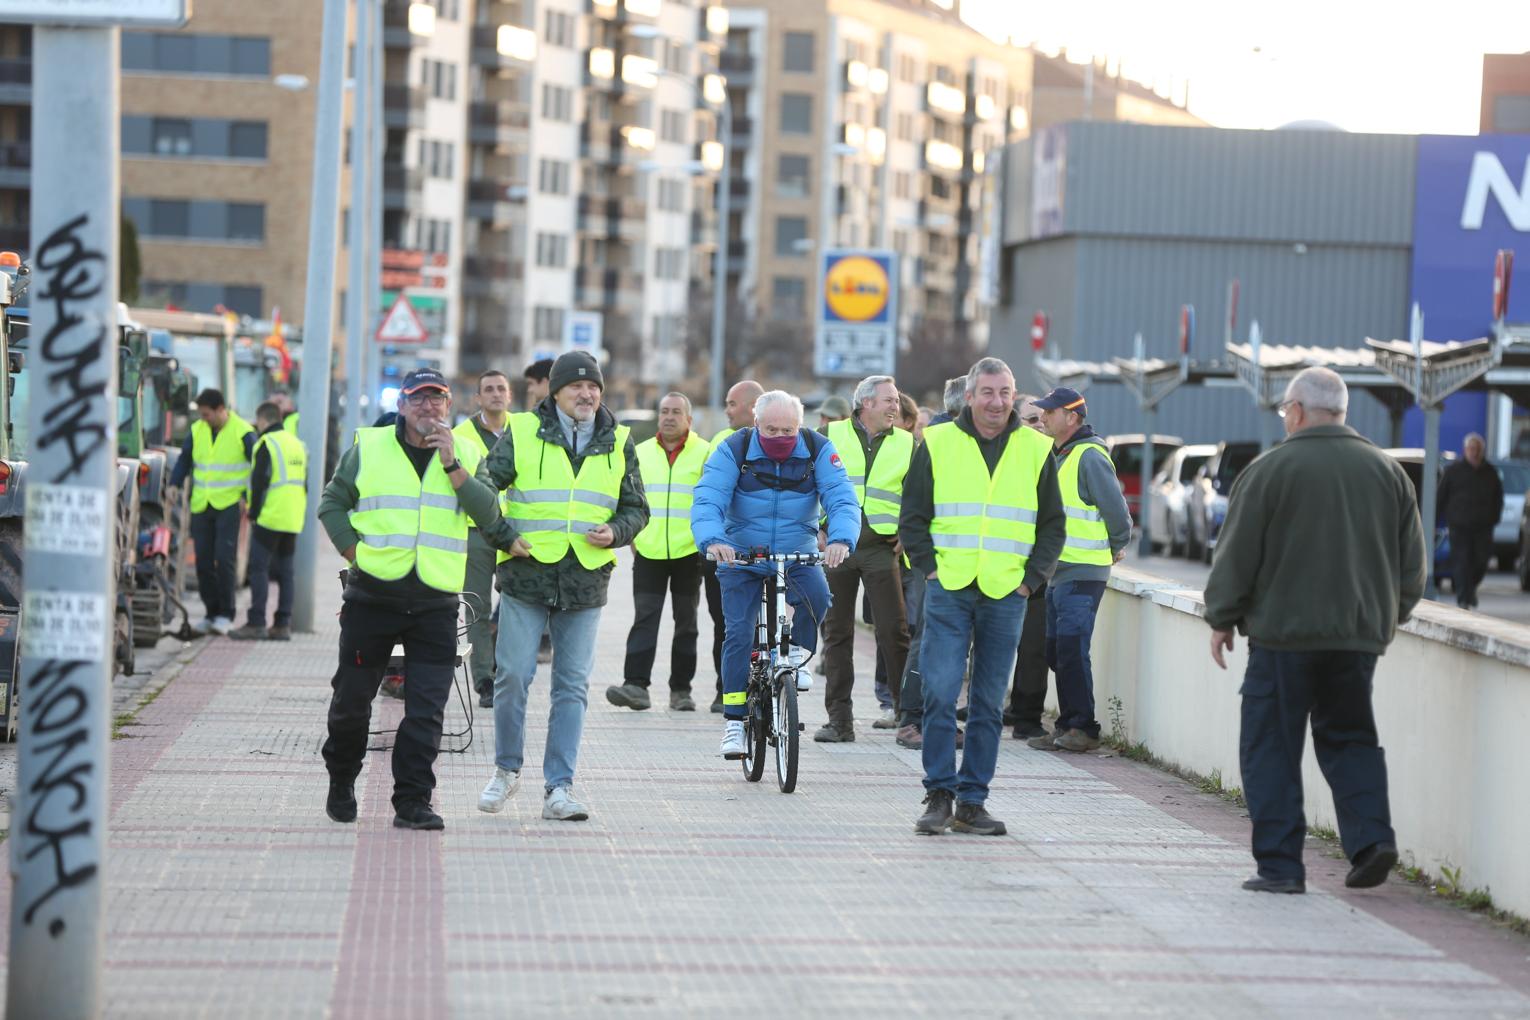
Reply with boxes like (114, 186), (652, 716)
(1051, 425), (1133, 586)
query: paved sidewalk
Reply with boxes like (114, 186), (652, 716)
(2, 547), (1528, 1018)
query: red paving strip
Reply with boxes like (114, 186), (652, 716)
(437, 843), (1231, 867)
(106, 959), (335, 971)
(1064, 751), (1530, 998)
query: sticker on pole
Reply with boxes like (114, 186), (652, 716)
(0, 1), (189, 28)
(375, 294), (430, 345)
(25, 484), (108, 556)
(22, 592), (107, 662)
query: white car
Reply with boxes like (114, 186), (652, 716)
(1148, 444), (1216, 557)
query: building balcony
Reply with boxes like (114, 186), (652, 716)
(588, 0), (660, 26)
(576, 194), (648, 239)
(383, 83), (427, 130)
(381, 0), (416, 49)
(719, 50), (754, 86)
(468, 100), (531, 146)
(0, 56), (31, 104)
(472, 24), (537, 70)
(462, 255), (524, 296)
(0, 141), (30, 190)
(467, 177), (528, 222)
(691, 208), (717, 248)
(728, 116), (753, 148)
(382, 164), (423, 212)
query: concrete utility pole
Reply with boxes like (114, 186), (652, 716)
(709, 92), (732, 419)
(364, 0), (382, 420)
(7, 18), (125, 1019)
(293, 0), (350, 632)
(344, 0), (372, 448)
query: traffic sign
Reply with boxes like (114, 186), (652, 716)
(0, 0), (189, 27)
(815, 248), (898, 379)
(564, 310), (603, 354)
(375, 294), (429, 344)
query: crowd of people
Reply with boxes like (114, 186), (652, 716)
(171, 346), (1426, 892)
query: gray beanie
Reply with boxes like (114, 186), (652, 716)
(549, 350), (604, 395)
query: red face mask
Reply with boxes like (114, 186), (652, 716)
(758, 433), (798, 462)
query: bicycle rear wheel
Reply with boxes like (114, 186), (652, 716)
(742, 686), (767, 782)
(774, 675), (799, 793)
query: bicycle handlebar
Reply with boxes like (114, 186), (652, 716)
(706, 549), (825, 565)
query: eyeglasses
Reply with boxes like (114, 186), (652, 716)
(1276, 400), (1299, 419)
(404, 391), (449, 406)
(1021, 415), (1041, 425)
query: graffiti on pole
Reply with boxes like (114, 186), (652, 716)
(34, 214), (110, 483)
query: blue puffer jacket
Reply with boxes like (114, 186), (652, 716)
(691, 428), (861, 555)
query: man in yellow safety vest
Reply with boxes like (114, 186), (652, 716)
(175, 387), (256, 636)
(606, 391), (711, 712)
(230, 401), (308, 642)
(899, 357), (1065, 837)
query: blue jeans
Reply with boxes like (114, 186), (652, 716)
(920, 581), (1025, 804)
(718, 562), (830, 720)
(1045, 579), (1106, 738)
(246, 524), (295, 628)
(493, 595), (602, 793)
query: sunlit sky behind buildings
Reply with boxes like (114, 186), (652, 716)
(958, 0), (1530, 135)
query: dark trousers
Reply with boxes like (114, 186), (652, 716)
(896, 568), (928, 729)
(1045, 579), (1106, 737)
(190, 504), (241, 620)
(1010, 583), (1050, 728)
(321, 597), (457, 811)
(624, 552), (703, 690)
(246, 524), (296, 628)
(1239, 645), (1394, 882)
(702, 557), (724, 696)
(823, 541), (909, 730)
(1447, 524), (1493, 607)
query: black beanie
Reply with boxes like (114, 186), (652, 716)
(549, 350), (604, 395)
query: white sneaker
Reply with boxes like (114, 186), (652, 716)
(542, 786), (589, 821)
(719, 719), (746, 759)
(478, 767), (520, 814)
(192, 617), (215, 635)
(209, 617), (232, 636)
(786, 645), (811, 667)
(794, 667), (812, 692)
(873, 707), (897, 729)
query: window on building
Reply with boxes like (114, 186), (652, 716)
(895, 112), (916, 142)
(534, 306), (565, 342)
(541, 83), (573, 122)
(654, 247), (684, 280)
(121, 32), (271, 76)
(544, 9), (576, 48)
(664, 39), (689, 74)
(149, 199), (190, 236)
(777, 154), (810, 198)
(782, 31), (814, 73)
(538, 158), (570, 194)
(424, 59), (457, 100)
(1494, 95), (1530, 132)
(535, 232), (569, 267)
(656, 178), (686, 212)
(780, 93), (812, 134)
(893, 171), (911, 200)
(226, 203), (264, 241)
(771, 276), (805, 320)
(228, 122), (268, 159)
(896, 53), (920, 83)
(774, 215), (808, 256)
(151, 118), (193, 156)
(660, 108), (688, 144)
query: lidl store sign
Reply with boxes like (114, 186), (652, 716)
(816, 249), (898, 378)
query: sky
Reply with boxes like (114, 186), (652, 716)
(959, 0), (1530, 135)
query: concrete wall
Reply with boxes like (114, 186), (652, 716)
(1088, 567), (1530, 918)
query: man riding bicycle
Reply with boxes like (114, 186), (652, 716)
(691, 390), (861, 759)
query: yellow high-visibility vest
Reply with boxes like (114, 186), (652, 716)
(452, 416), (512, 535)
(923, 421), (1051, 598)
(253, 428), (307, 534)
(1057, 441), (1114, 566)
(504, 412), (630, 570)
(825, 418), (913, 535)
(190, 413), (254, 513)
(349, 426), (483, 592)
(633, 432), (710, 559)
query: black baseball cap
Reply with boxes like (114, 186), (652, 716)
(401, 368), (450, 395)
(1033, 387), (1086, 415)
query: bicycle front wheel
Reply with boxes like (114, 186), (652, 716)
(774, 675), (799, 793)
(742, 687), (767, 783)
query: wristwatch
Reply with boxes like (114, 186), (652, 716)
(440, 460), (460, 473)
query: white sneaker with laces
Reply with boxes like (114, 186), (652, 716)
(786, 645), (811, 667)
(794, 667), (813, 692)
(478, 767), (520, 813)
(719, 719), (746, 759)
(209, 616), (232, 636)
(542, 786), (589, 821)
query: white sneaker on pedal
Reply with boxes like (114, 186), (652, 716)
(786, 644), (811, 667)
(794, 667), (812, 693)
(719, 720), (746, 759)
(478, 767), (520, 813)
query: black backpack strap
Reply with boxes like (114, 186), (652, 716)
(726, 427), (754, 465)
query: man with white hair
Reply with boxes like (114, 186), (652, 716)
(1206, 366), (1426, 895)
(817, 374), (914, 742)
(1436, 431), (1503, 610)
(691, 390), (862, 760)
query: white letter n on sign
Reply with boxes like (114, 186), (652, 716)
(1460, 152), (1530, 231)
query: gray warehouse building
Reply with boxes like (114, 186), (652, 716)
(988, 122), (1418, 443)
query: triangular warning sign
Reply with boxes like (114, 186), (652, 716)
(375, 294), (429, 344)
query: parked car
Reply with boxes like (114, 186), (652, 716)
(1383, 448), (1453, 588)
(1490, 459), (1530, 571)
(1187, 441), (1261, 562)
(1104, 434), (1183, 523)
(1147, 444), (1215, 556)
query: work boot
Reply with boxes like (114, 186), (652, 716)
(325, 781), (357, 823)
(228, 623), (267, 641)
(895, 724), (923, 749)
(952, 801), (1007, 836)
(1012, 722), (1048, 740)
(1242, 875), (1305, 894)
(669, 690), (696, 711)
(393, 800), (444, 830)
(915, 789), (954, 835)
(1345, 841), (1398, 889)
(1027, 731), (1060, 750)
(1054, 729), (1102, 753)
(605, 684), (651, 710)
(813, 724), (854, 743)
(267, 624), (292, 641)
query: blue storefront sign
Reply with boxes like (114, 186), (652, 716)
(1406, 134), (1530, 449)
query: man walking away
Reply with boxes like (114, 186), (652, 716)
(817, 375), (913, 743)
(1206, 367), (1426, 894)
(318, 369), (504, 830)
(477, 351), (649, 821)
(1008, 395), (1052, 739)
(901, 358), (1065, 836)
(702, 379), (765, 712)
(1437, 433), (1502, 610)
(230, 401), (306, 641)
(453, 370), (513, 707)
(173, 388), (255, 636)
(609, 392), (711, 712)
(1028, 387), (1132, 752)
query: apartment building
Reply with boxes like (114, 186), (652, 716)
(0, 24), (27, 256)
(1029, 51), (1204, 132)
(1481, 52), (1530, 133)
